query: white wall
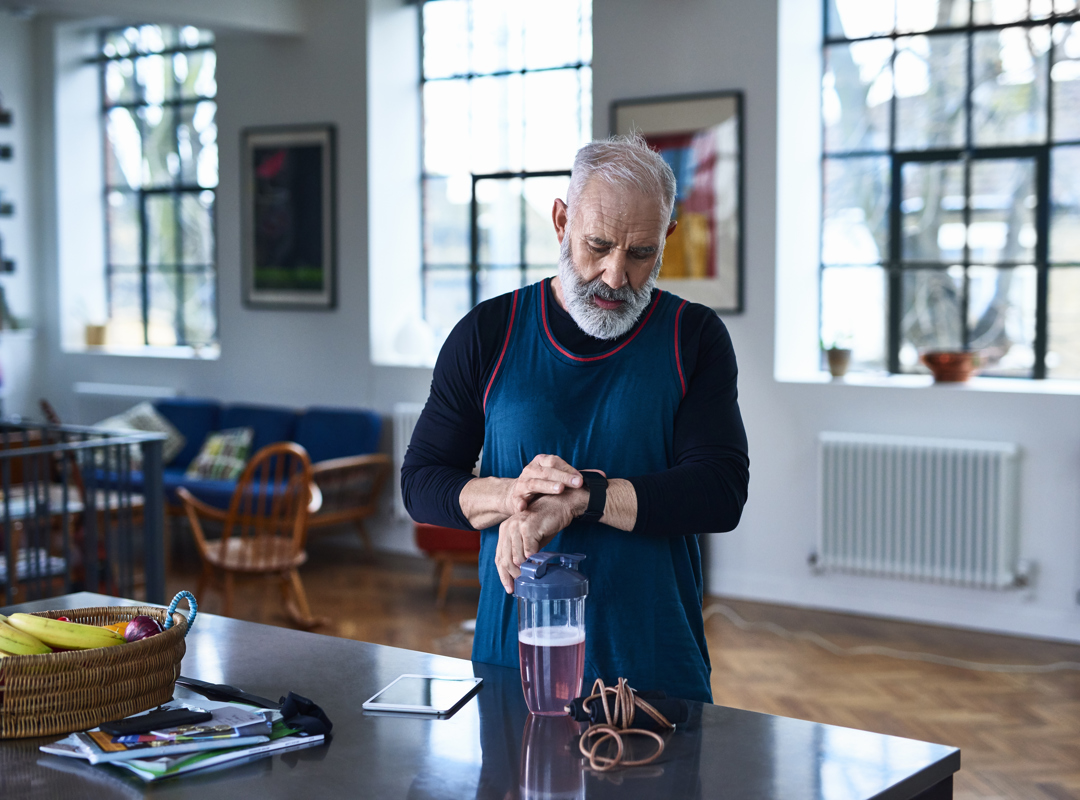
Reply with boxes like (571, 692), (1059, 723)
(0, 13), (42, 419)
(594, 0), (1080, 643)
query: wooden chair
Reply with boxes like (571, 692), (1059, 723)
(306, 453), (391, 554)
(176, 442), (324, 629)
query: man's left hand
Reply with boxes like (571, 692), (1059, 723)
(494, 492), (585, 593)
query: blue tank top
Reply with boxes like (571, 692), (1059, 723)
(473, 279), (712, 703)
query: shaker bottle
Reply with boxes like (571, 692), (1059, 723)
(514, 553), (588, 716)
(519, 714), (585, 800)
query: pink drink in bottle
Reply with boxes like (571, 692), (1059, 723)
(515, 553), (588, 716)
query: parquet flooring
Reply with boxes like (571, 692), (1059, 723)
(166, 528), (1080, 800)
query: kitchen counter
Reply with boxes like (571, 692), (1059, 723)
(0, 593), (959, 799)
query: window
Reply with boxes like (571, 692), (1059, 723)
(821, 0), (1080, 379)
(420, 0), (592, 341)
(97, 25), (218, 350)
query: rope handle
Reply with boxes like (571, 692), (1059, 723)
(163, 591), (198, 637)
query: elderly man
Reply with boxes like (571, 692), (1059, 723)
(402, 135), (748, 703)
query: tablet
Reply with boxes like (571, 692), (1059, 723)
(362, 675), (483, 716)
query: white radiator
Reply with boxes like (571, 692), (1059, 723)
(816, 432), (1021, 589)
(73, 382), (178, 424)
(392, 402), (425, 521)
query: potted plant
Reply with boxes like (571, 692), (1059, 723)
(920, 349), (981, 383)
(821, 335), (853, 379)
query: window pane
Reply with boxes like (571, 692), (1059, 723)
(524, 175), (570, 265)
(107, 270), (144, 346)
(175, 50), (216, 100)
(900, 268), (964, 368)
(823, 156), (890, 265)
(180, 192), (214, 265)
(135, 54), (174, 105)
(477, 178), (522, 267)
(1052, 23), (1080, 141)
(971, 27), (1050, 147)
(823, 41), (892, 152)
(105, 107), (142, 189)
(424, 176), (471, 265)
(967, 265), (1037, 375)
(526, 266), (558, 285)
(479, 266), (523, 302)
(424, 268), (471, 341)
(471, 0), (523, 74)
(1051, 146), (1080, 262)
(184, 270), (217, 346)
(147, 268), (179, 346)
(523, 69), (589, 171)
(103, 59), (137, 106)
(139, 105), (178, 187)
(895, 34), (967, 150)
(826, 0), (895, 39)
(1048, 266), (1080, 377)
(896, 0), (969, 33)
(423, 0), (468, 79)
(107, 191), (140, 267)
(470, 73), (523, 173)
(972, 0), (1030, 25)
(423, 79), (469, 175)
(901, 160), (965, 263)
(146, 194), (177, 265)
(821, 265), (888, 369)
(102, 30), (134, 59)
(969, 158), (1036, 264)
(523, 0), (588, 70)
(177, 101), (218, 187)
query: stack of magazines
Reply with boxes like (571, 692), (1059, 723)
(40, 699), (325, 782)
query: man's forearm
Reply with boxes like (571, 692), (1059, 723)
(462, 476), (638, 532)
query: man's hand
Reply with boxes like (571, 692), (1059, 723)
(495, 491), (587, 593)
(504, 454), (583, 514)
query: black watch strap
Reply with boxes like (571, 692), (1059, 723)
(580, 471), (608, 524)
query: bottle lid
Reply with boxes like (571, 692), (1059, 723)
(514, 552), (588, 600)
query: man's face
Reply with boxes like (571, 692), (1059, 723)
(554, 180), (670, 340)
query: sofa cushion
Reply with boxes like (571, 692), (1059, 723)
(295, 407), (382, 464)
(164, 468), (236, 510)
(154, 399), (221, 470)
(93, 401), (187, 468)
(220, 404), (298, 456)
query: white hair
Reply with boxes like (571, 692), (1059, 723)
(566, 133), (677, 226)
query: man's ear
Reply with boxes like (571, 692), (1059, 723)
(553, 198), (570, 245)
(666, 219), (678, 239)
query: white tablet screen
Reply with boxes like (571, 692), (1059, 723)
(363, 675), (482, 714)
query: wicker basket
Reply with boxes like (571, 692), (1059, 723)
(0, 606), (188, 739)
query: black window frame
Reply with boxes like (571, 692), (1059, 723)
(92, 26), (219, 349)
(821, 3), (1080, 379)
(418, 0), (592, 319)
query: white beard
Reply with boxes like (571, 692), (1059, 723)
(556, 237), (661, 341)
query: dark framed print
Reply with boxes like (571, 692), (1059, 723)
(242, 124), (336, 309)
(611, 92), (744, 313)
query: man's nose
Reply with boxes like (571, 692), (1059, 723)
(601, 250), (629, 289)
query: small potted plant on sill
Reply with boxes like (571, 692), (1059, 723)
(821, 335), (853, 379)
(920, 348), (982, 383)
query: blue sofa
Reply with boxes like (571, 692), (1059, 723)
(151, 400), (387, 517)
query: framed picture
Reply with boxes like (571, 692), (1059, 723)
(611, 92), (744, 314)
(242, 124), (336, 309)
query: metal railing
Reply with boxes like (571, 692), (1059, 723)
(0, 420), (166, 606)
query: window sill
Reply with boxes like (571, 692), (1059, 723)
(63, 343), (221, 361)
(776, 370), (1080, 396)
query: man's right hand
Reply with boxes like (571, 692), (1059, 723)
(504, 454), (583, 514)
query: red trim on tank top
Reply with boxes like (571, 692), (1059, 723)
(483, 289), (519, 412)
(540, 278), (662, 362)
(674, 299), (688, 397)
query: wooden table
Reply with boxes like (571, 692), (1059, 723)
(0, 593), (960, 799)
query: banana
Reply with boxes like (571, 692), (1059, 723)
(0, 617), (52, 655)
(5, 613), (124, 651)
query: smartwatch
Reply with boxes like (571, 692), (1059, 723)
(579, 471), (608, 524)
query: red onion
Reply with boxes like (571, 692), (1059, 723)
(124, 615), (163, 643)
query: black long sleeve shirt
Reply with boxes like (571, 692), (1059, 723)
(401, 281), (749, 536)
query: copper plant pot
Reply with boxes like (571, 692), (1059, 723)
(825, 348), (852, 378)
(921, 350), (980, 383)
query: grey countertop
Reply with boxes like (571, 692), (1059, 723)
(0, 592), (959, 799)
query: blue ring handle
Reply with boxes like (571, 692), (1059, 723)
(164, 591), (198, 637)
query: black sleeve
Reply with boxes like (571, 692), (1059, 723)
(400, 295), (513, 529)
(626, 306), (750, 537)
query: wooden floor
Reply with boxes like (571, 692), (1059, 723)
(166, 529), (1080, 800)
